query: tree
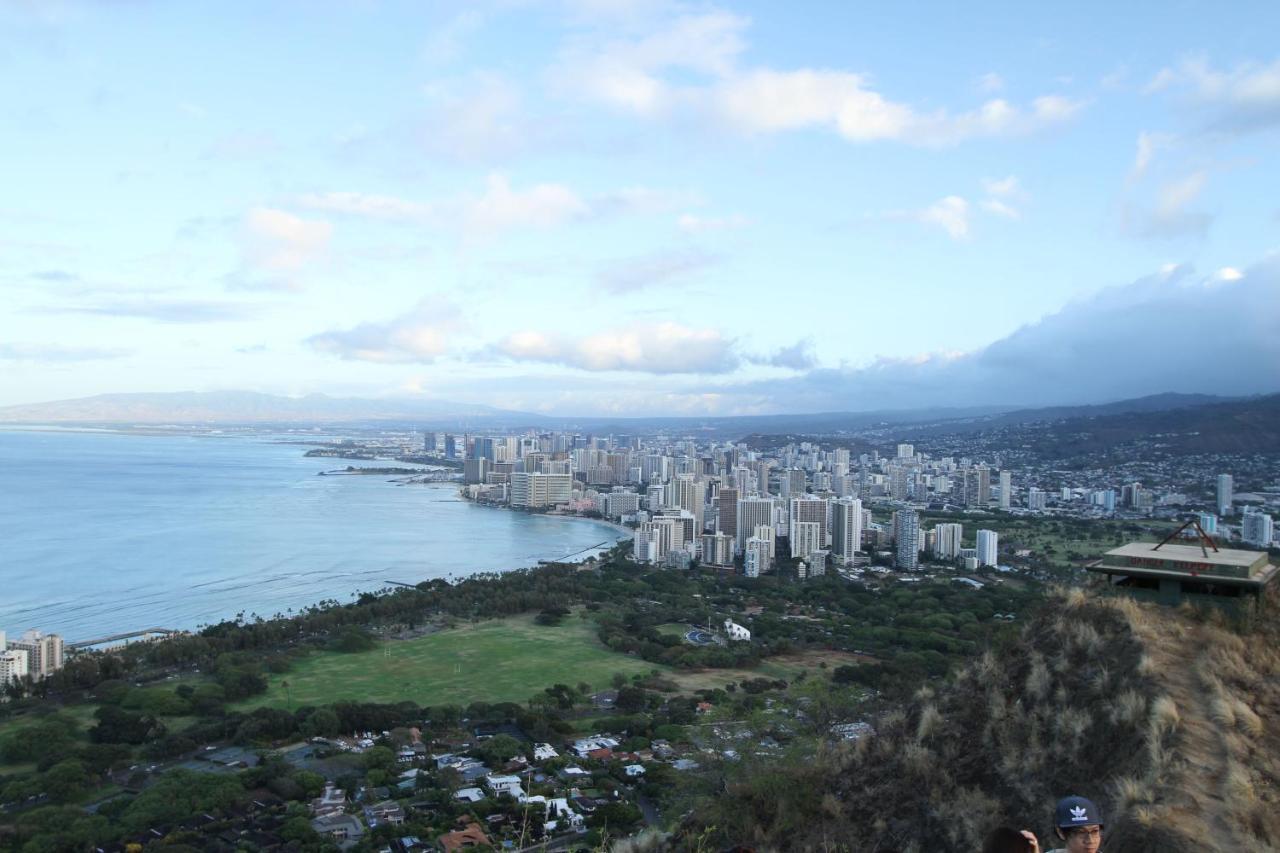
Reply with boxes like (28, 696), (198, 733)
(302, 708), (340, 738)
(42, 759), (91, 803)
(615, 685), (648, 714)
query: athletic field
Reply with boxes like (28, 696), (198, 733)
(239, 614), (663, 710)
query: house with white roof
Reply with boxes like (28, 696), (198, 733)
(485, 774), (525, 799)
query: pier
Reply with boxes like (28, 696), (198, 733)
(70, 627), (181, 650)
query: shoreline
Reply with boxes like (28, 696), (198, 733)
(456, 487), (635, 541)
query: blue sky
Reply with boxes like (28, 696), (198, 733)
(2, 0), (1278, 415)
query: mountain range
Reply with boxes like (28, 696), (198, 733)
(0, 390), (1270, 442)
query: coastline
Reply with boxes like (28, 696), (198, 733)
(1, 431), (633, 642)
(456, 487), (634, 541)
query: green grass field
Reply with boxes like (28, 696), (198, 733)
(240, 614), (665, 711)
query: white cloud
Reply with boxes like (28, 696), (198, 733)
(1130, 131), (1167, 180)
(1122, 171), (1212, 239)
(297, 192), (429, 221)
(1214, 266), (1243, 282)
(979, 175), (1027, 219)
(918, 196), (971, 239)
(306, 300), (464, 364)
(982, 175), (1021, 197)
(596, 248), (720, 293)
(494, 322), (739, 374)
(419, 72), (537, 161)
(980, 199), (1020, 219)
(560, 11), (748, 115)
(978, 72), (1004, 93)
(293, 177), (691, 240)
(1145, 56), (1280, 131)
(462, 174), (589, 235)
(559, 12), (1084, 146)
(241, 208), (332, 284)
(714, 73), (1083, 145)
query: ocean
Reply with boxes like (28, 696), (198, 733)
(0, 429), (626, 643)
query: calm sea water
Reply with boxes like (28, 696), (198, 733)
(0, 429), (625, 642)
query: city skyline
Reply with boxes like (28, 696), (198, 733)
(3, 1), (1279, 415)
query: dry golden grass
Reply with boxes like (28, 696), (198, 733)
(683, 585), (1280, 853)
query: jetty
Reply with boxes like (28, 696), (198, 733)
(70, 627), (181, 650)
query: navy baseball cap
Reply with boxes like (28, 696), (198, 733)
(1054, 796), (1103, 828)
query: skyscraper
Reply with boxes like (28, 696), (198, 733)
(998, 470), (1012, 510)
(1217, 474), (1233, 516)
(976, 529), (999, 567)
(737, 497), (775, 552)
(933, 522), (963, 559)
(894, 508), (920, 570)
(831, 497), (863, 565)
(744, 537), (771, 578)
(1242, 509), (1274, 548)
(7, 631), (64, 681)
(791, 521), (822, 560)
(790, 496), (828, 547)
(717, 487), (739, 547)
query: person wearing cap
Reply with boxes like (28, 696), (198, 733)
(1047, 795), (1103, 853)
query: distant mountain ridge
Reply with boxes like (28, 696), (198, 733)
(0, 390), (541, 426)
(0, 390), (1262, 438)
(898, 393), (1280, 456)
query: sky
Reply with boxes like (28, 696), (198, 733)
(2, 0), (1279, 416)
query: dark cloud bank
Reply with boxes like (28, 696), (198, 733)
(739, 258), (1280, 412)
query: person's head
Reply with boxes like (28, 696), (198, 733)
(982, 826), (1033, 853)
(1054, 796), (1103, 853)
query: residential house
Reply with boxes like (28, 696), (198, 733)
(438, 821), (491, 853)
(311, 814), (364, 850)
(485, 774), (524, 800)
(364, 800), (406, 828)
(310, 784), (347, 818)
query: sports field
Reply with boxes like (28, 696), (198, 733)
(240, 614), (664, 711)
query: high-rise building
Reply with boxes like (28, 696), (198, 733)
(894, 508), (920, 570)
(897, 443), (914, 459)
(790, 496), (827, 547)
(509, 472), (573, 508)
(744, 537), (771, 578)
(444, 434), (458, 459)
(933, 522), (964, 559)
(1027, 488), (1047, 511)
(7, 630), (64, 681)
(976, 529), (999, 567)
(1217, 474), (1234, 516)
(0, 648), (29, 689)
(672, 474), (705, 532)
(1242, 510), (1274, 548)
(737, 497), (775, 551)
(781, 469), (806, 498)
(753, 524), (776, 559)
(831, 498), (864, 565)
(998, 470), (1012, 510)
(1198, 512), (1218, 535)
(699, 532), (733, 567)
(463, 457), (489, 485)
(791, 521), (822, 560)
(717, 487), (739, 548)
(888, 466), (910, 501)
